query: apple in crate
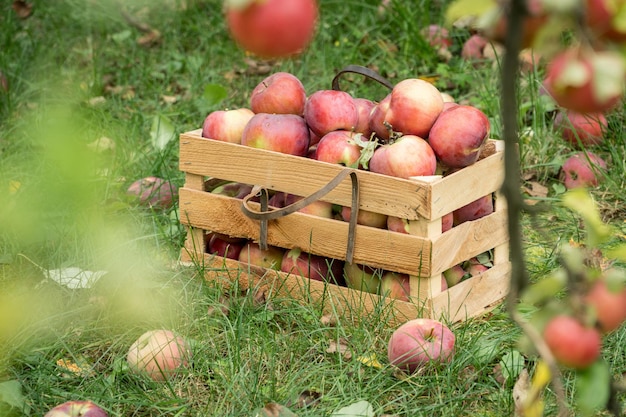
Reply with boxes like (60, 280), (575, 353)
(384, 78), (444, 138)
(238, 242), (284, 270)
(304, 90), (358, 137)
(561, 151), (607, 189)
(211, 182), (254, 199)
(127, 329), (191, 381)
(269, 191), (333, 218)
(443, 264), (467, 288)
(369, 93), (392, 141)
(453, 195), (494, 226)
(428, 105), (490, 168)
(369, 135), (437, 179)
(225, 0), (318, 58)
(127, 176), (178, 210)
(353, 97), (377, 138)
(387, 318), (455, 373)
(250, 72), (307, 115)
(281, 248), (344, 285)
(341, 206), (388, 229)
(343, 262), (382, 294)
(314, 130), (365, 168)
(543, 315), (601, 369)
(553, 110), (607, 148)
(242, 113), (310, 156)
(206, 232), (247, 260)
(44, 400), (108, 417)
(201, 108), (254, 144)
(387, 212), (453, 234)
(380, 271), (410, 301)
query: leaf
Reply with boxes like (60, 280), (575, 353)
(499, 350), (525, 383)
(575, 360), (610, 416)
(351, 134), (378, 170)
(590, 51), (626, 106)
(561, 188), (612, 247)
(605, 243), (626, 262)
(46, 267), (108, 289)
(356, 354), (382, 369)
(520, 269), (567, 306)
(444, 0), (496, 27)
(0, 380), (26, 412)
(150, 115), (176, 151)
(252, 403), (298, 417)
(202, 83), (228, 108)
(330, 400), (374, 417)
(12, 1), (33, 19)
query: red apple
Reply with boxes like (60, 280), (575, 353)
(465, 257), (490, 277)
(343, 262), (382, 294)
(201, 108), (254, 144)
(241, 113), (310, 156)
(314, 130), (365, 168)
(207, 232), (247, 260)
(585, 274), (626, 333)
(308, 129), (323, 147)
(421, 24), (452, 49)
(127, 329), (191, 381)
(369, 135), (437, 179)
(250, 72), (307, 115)
(428, 105), (490, 168)
(238, 241), (284, 270)
(268, 191), (333, 218)
(585, 0), (626, 42)
(127, 177), (178, 210)
(543, 315), (601, 369)
(561, 151), (607, 189)
(380, 271), (411, 301)
(384, 78), (444, 138)
(453, 195), (494, 226)
(542, 47), (624, 113)
(353, 97), (377, 139)
(387, 318), (455, 373)
(341, 206), (388, 229)
(387, 212), (452, 234)
(461, 34), (489, 61)
(281, 248), (344, 285)
(369, 93), (392, 141)
(553, 110), (607, 148)
(441, 212), (453, 232)
(304, 90), (359, 137)
(225, 0), (318, 58)
(44, 401), (108, 417)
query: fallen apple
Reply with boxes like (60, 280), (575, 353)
(44, 400), (108, 417)
(561, 151), (607, 189)
(127, 177), (178, 210)
(127, 329), (191, 381)
(553, 109), (607, 148)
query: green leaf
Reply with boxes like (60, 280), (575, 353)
(150, 115), (176, 151)
(0, 380), (27, 413)
(499, 350), (525, 382)
(520, 269), (567, 306)
(252, 403), (298, 417)
(203, 83), (228, 108)
(330, 400), (374, 417)
(444, 0), (496, 27)
(574, 360), (610, 416)
(350, 134), (378, 170)
(225, 0), (258, 11)
(561, 188), (612, 247)
(605, 243), (626, 262)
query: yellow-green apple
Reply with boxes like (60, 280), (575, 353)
(44, 401), (108, 417)
(206, 232), (247, 260)
(452, 195), (494, 226)
(428, 105), (490, 168)
(387, 318), (455, 373)
(542, 47), (625, 113)
(443, 264), (466, 288)
(127, 177), (178, 210)
(380, 271), (410, 301)
(281, 248), (344, 285)
(369, 135), (437, 179)
(241, 113), (310, 156)
(211, 182), (254, 199)
(383, 78), (444, 138)
(585, 272), (626, 333)
(343, 262), (382, 294)
(127, 329), (191, 381)
(369, 93), (392, 141)
(314, 130), (365, 168)
(304, 90), (358, 137)
(561, 151), (607, 189)
(553, 110), (607, 148)
(201, 108), (254, 144)
(543, 315), (601, 369)
(465, 257), (490, 277)
(341, 206), (388, 229)
(225, 0), (318, 58)
(250, 72), (307, 115)
(238, 241), (284, 270)
(353, 97), (377, 138)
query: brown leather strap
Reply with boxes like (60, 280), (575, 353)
(240, 169), (360, 264)
(331, 64), (395, 92)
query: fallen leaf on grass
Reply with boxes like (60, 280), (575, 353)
(285, 389), (321, 409)
(87, 136), (115, 153)
(161, 95), (177, 104)
(56, 358), (95, 378)
(12, 0), (33, 19)
(356, 353), (382, 369)
(320, 314), (337, 326)
(326, 338), (352, 360)
(137, 30), (162, 47)
(88, 96), (106, 106)
(252, 402), (298, 417)
(523, 181), (549, 205)
(330, 400), (374, 417)
(46, 267), (108, 289)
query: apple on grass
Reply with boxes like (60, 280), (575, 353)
(201, 108), (254, 144)
(44, 400), (108, 417)
(127, 329), (191, 381)
(369, 135), (437, 179)
(343, 262), (382, 294)
(543, 315), (601, 369)
(127, 177), (178, 210)
(238, 242), (284, 270)
(225, 0), (318, 58)
(304, 90), (358, 137)
(250, 72), (307, 115)
(561, 151), (607, 189)
(553, 110), (607, 148)
(387, 318), (455, 374)
(241, 113), (310, 156)
(428, 104), (490, 169)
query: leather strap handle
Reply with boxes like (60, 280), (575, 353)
(331, 64), (395, 92)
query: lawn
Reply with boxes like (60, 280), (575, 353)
(1, 0), (625, 416)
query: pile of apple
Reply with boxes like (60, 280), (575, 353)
(201, 69), (497, 298)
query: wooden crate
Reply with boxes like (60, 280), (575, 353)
(179, 129), (511, 326)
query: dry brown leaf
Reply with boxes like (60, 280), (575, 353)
(320, 314), (337, 326)
(286, 389), (322, 409)
(87, 136), (115, 153)
(207, 296), (230, 317)
(493, 363), (507, 387)
(88, 96), (106, 106)
(513, 368), (530, 416)
(12, 0), (33, 19)
(161, 95), (177, 104)
(326, 338), (352, 360)
(137, 29), (162, 47)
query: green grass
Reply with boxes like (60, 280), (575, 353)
(1, 0), (625, 416)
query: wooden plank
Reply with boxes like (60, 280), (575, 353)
(180, 132), (504, 220)
(179, 189), (434, 276)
